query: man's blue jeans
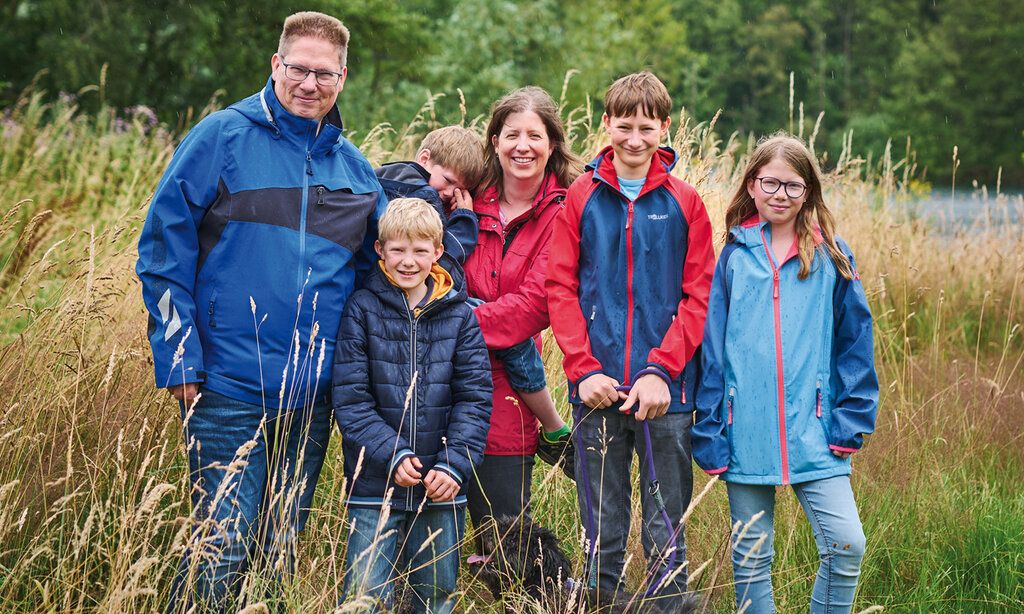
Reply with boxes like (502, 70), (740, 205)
(573, 406), (693, 603)
(166, 388), (331, 612)
(727, 475), (866, 614)
(343, 504), (465, 614)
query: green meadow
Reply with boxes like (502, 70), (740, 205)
(1, 88), (1022, 612)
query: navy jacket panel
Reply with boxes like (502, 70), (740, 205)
(332, 262), (492, 510)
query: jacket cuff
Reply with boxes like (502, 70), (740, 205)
(431, 463), (464, 485)
(828, 444), (859, 454)
(448, 207), (478, 220)
(635, 364), (672, 387)
(704, 466), (728, 475)
(389, 449), (416, 477)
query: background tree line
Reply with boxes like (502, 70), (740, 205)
(2, 0), (1022, 185)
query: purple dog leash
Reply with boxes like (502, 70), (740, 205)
(576, 384), (680, 598)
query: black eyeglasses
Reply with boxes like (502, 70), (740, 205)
(281, 61), (343, 87)
(755, 176), (807, 199)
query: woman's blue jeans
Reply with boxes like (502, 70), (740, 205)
(343, 504), (465, 613)
(166, 389), (331, 612)
(727, 475), (866, 614)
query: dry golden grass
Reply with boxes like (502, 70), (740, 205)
(0, 87), (1022, 612)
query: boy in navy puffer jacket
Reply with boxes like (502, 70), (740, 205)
(333, 197), (492, 614)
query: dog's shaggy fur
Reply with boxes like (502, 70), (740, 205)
(469, 515), (703, 614)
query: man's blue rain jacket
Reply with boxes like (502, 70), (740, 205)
(136, 78), (387, 409)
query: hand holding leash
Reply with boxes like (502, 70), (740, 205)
(579, 373), (627, 409)
(617, 374), (671, 421)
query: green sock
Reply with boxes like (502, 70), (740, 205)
(541, 424), (571, 443)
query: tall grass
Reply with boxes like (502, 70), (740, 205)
(0, 84), (1022, 612)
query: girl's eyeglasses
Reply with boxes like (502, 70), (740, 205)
(756, 176), (807, 199)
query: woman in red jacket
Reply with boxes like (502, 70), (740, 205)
(464, 86), (581, 529)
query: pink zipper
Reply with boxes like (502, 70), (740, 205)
(761, 227), (790, 484)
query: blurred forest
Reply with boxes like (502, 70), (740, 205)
(2, 0), (1022, 184)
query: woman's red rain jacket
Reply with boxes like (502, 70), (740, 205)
(464, 172), (566, 455)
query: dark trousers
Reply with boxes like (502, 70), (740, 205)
(574, 405), (693, 602)
(466, 454), (535, 546)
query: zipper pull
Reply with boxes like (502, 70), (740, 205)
(816, 379), (823, 418)
(306, 152), (313, 176)
(773, 270), (780, 298)
(589, 305), (596, 322)
(681, 378), (686, 404)
(316, 186), (325, 206)
(625, 202), (634, 229)
(727, 386), (735, 425)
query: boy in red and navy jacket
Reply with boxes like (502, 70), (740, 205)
(546, 72), (714, 606)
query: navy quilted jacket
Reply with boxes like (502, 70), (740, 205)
(332, 261), (492, 510)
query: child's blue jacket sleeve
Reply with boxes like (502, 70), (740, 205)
(692, 244), (736, 474)
(435, 311), (492, 482)
(443, 208), (479, 264)
(829, 241), (879, 451)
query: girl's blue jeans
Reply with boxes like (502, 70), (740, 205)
(343, 504), (465, 614)
(727, 475), (866, 614)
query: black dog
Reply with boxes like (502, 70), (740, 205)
(468, 515), (703, 613)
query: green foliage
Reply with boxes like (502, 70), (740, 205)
(2, 0), (1021, 182)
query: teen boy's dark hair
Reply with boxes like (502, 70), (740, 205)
(604, 71), (672, 121)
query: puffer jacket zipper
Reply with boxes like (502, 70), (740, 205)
(407, 306), (417, 509)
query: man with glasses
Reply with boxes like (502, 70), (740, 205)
(136, 11), (386, 611)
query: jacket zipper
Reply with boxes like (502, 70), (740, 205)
(761, 227), (790, 484)
(298, 145), (312, 290)
(623, 199), (635, 384)
(727, 386), (735, 425)
(408, 308), (418, 509)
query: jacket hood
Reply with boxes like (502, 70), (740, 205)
(587, 146), (679, 196)
(376, 161), (430, 186)
(228, 78), (346, 155)
(729, 214), (825, 249)
(367, 258), (467, 315)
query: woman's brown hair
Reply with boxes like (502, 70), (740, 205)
(480, 86), (581, 195)
(724, 132), (854, 280)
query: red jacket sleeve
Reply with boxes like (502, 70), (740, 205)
(473, 217), (555, 350)
(545, 176), (603, 381)
(646, 183), (715, 378)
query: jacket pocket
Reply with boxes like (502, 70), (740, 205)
(815, 375), (830, 443)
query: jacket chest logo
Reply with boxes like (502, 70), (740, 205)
(647, 213), (669, 221)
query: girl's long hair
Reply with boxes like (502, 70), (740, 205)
(724, 132), (854, 280)
(480, 86), (581, 195)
